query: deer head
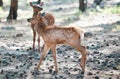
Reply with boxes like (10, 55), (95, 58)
(30, 2), (43, 13)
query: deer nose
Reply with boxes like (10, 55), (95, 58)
(27, 18), (32, 22)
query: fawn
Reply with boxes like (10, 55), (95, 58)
(29, 2), (55, 51)
(28, 13), (87, 72)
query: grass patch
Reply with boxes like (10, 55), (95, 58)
(62, 10), (81, 24)
(86, 5), (120, 15)
(112, 25), (120, 31)
(111, 21), (120, 31)
(0, 7), (5, 18)
(117, 64), (120, 70)
(74, 10), (83, 16)
(103, 5), (120, 14)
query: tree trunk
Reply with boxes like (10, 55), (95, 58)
(7, 0), (18, 20)
(94, 0), (102, 6)
(0, 0), (3, 7)
(37, 0), (41, 4)
(79, 0), (87, 12)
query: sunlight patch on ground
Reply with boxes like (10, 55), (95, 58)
(112, 25), (120, 31)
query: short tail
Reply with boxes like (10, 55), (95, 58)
(73, 26), (84, 41)
(80, 31), (84, 41)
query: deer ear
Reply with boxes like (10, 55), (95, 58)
(39, 7), (43, 11)
(40, 2), (44, 6)
(30, 2), (33, 7)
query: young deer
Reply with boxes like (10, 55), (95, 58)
(28, 14), (87, 72)
(29, 2), (55, 51)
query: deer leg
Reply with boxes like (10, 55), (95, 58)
(41, 44), (44, 52)
(68, 40), (87, 72)
(37, 35), (40, 52)
(33, 31), (36, 50)
(78, 46), (87, 72)
(51, 45), (58, 72)
(36, 44), (50, 70)
(31, 25), (36, 50)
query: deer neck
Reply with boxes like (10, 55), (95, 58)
(33, 11), (38, 17)
(33, 10), (40, 17)
(34, 22), (46, 37)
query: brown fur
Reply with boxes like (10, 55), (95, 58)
(29, 2), (55, 51)
(29, 14), (87, 72)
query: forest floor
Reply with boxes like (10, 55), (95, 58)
(0, 0), (120, 79)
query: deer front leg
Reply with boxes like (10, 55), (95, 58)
(31, 25), (36, 50)
(51, 45), (58, 72)
(33, 31), (36, 50)
(37, 35), (40, 52)
(36, 44), (50, 70)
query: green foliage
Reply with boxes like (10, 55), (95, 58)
(112, 25), (120, 31)
(85, 5), (120, 15)
(117, 64), (120, 70)
(62, 10), (82, 24)
(52, 0), (77, 4)
(0, 7), (4, 18)
(74, 10), (82, 16)
(103, 5), (120, 14)
(111, 21), (120, 31)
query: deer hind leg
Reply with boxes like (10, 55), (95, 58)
(36, 44), (50, 70)
(68, 40), (87, 72)
(78, 45), (87, 72)
(37, 35), (40, 52)
(50, 45), (58, 72)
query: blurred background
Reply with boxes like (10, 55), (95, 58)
(0, 0), (120, 21)
(0, 0), (120, 79)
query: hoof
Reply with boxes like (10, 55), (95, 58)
(80, 64), (85, 72)
(38, 49), (40, 52)
(53, 71), (58, 75)
(34, 67), (39, 70)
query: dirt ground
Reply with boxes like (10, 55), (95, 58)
(0, 0), (120, 79)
